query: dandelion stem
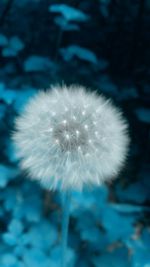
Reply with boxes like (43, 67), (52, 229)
(61, 190), (71, 267)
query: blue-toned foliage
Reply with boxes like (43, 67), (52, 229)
(60, 45), (98, 64)
(134, 108), (150, 123)
(24, 56), (55, 72)
(125, 229), (150, 267)
(99, 0), (111, 18)
(0, 34), (8, 47)
(49, 4), (89, 32)
(54, 16), (80, 31)
(0, 0), (149, 266)
(2, 36), (24, 57)
(0, 165), (18, 188)
(49, 4), (89, 22)
(93, 246), (131, 267)
(116, 182), (150, 204)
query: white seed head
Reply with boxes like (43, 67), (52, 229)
(13, 85), (129, 191)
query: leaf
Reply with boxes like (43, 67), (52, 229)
(80, 227), (108, 251)
(49, 4), (89, 22)
(0, 34), (8, 46)
(71, 186), (108, 212)
(54, 16), (80, 31)
(0, 82), (5, 92)
(8, 219), (23, 236)
(2, 188), (18, 211)
(93, 246), (131, 267)
(0, 85), (17, 105)
(3, 219), (24, 248)
(99, 0), (111, 18)
(134, 107), (150, 123)
(4, 141), (19, 163)
(24, 56), (54, 72)
(3, 233), (18, 246)
(13, 194), (42, 222)
(117, 87), (138, 101)
(2, 48), (17, 57)
(100, 205), (136, 243)
(2, 36), (24, 57)
(23, 248), (48, 267)
(1, 253), (19, 267)
(116, 181), (150, 204)
(97, 58), (109, 70)
(0, 165), (18, 188)
(23, 220), (57, 249)
(10, 182), (42, 222)
(125, 229), (150, 267)
(50, 245), (76, 267)
(0, 104), (6, 120)
(98, 75), (118, 96)
(9, 36), (25, 52)
(109, 203), (150, 213)
(60, 45), (98, 64)
(13, 88), (36, 113)
(4, 89), (17, 104)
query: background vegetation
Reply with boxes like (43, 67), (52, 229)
(0, 1), (149, 266)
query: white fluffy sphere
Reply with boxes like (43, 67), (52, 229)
(13, 85), (129, 190)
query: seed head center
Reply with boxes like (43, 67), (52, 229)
(53, 119), (88, 151)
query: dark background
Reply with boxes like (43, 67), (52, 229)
(0, 1), (150, 266)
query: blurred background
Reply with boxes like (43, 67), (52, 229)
(0, 0), (150, 266)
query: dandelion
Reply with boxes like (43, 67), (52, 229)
(13, 84), (129, 267)
(13, 84), (129, 191)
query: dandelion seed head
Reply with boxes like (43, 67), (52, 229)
(13, 84), (129, 191)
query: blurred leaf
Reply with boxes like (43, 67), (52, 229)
(4, 141), (19, 163)
(23, 248), (48, 267)
(99, 0), (111, 18)
(100, 205), (136, 243)
(24, 56), (54, 72)
(0, 34), (8, 46)
(23, 220), (57, 249)
(50, 245), (76, 267)
(8, 219), (23, 236)
(2, 36), (24, 57)
(13, 88), (36, 113)
(13, 193), (42, 222)
(60, 45), (98, 64)
(3, 219), (23, 246)
(0, 165), (18, 188)
(93, 246), (131, 267)
(134, 108), (150, 123)
(54, 16), (80, 31)
(98, 75), (118, 96)
(9, 37), (24, 51)
(2, 188), (18, 211)
(110, 203), (150, 213)
(1, 253), (19, 267)
(117, 87), (138, 101)
(71, 186), (108, 212)
(49, 4), (89, 22)
(126, 229), (150, 267)
(116, 182), (150, 204)
(0, 83), (17, 105)
(2, 48), (17, 57)
(0, 104), (6, 120)
(3, 233), (18, 246)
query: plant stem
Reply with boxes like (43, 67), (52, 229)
(54, 28), (64, 62)
(0, 0), (14, 27)
(61, 190), (71, 267)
